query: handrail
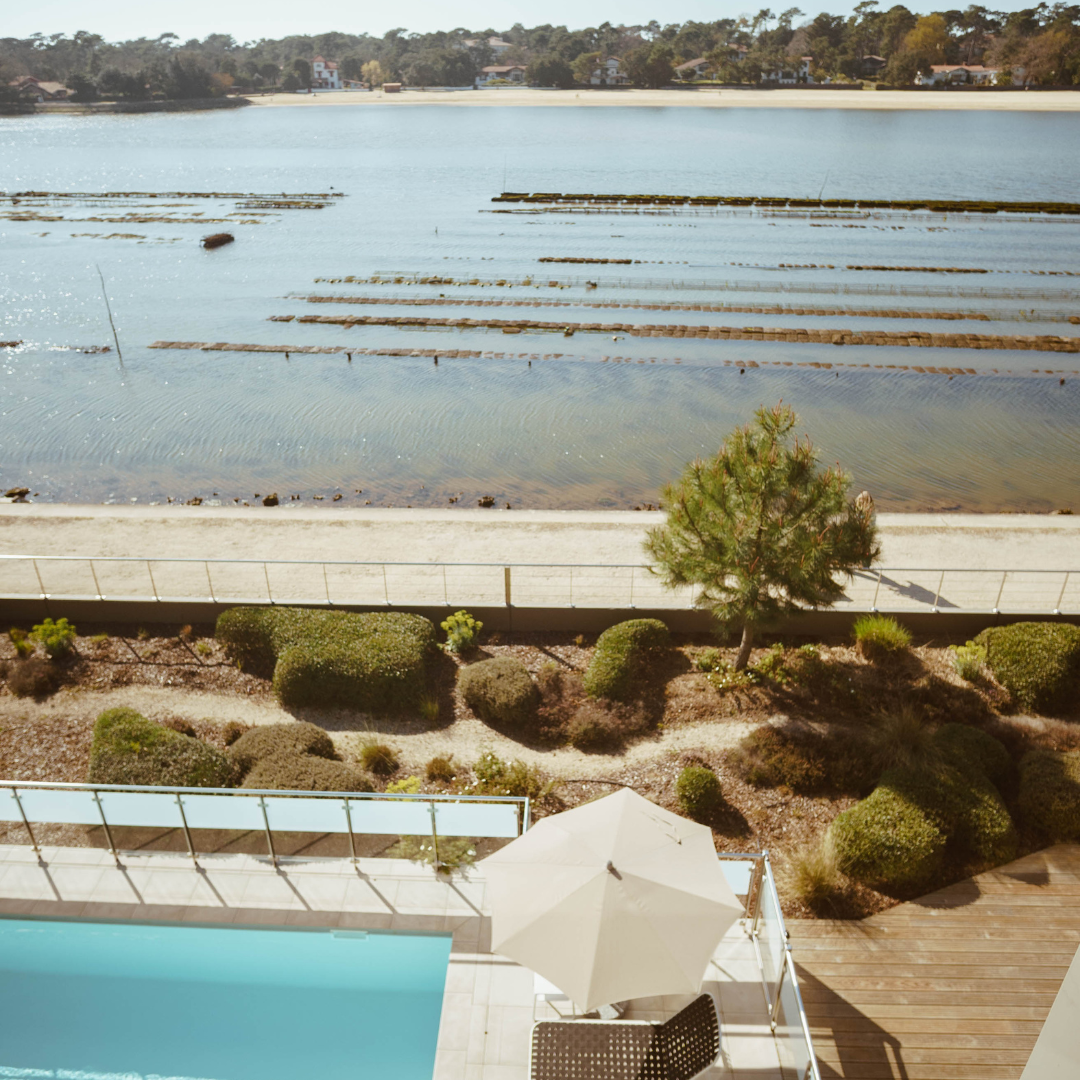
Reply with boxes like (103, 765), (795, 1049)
(3, 779), (529, 874)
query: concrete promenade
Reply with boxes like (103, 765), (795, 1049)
(0, 505), (1077, 624)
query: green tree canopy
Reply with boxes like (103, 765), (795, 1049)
(644, 403), (879, 669)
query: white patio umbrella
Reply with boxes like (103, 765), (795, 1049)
(479, 787), (743, 1012)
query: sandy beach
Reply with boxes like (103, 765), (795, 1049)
(246, 86), (1080, 111)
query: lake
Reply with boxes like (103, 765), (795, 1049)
(1, 104), (1078, 512)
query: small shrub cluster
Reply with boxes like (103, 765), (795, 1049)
(694, 647), (722, 672)
(215, 607), (436, 711)
(30, 617), (77, 660)
(228, 722), (336, 778)
(732, 727), (826, 792)
(852, 614), (911, 661)
(1018, 750), (1080, 840)
(565, 699), (648, 751)
(384, 775), (421, 794)
(975, 622), (1080, 714)
(441, 610), (482, 654)
(676, 765), (723, 821)
(5, 657), (60, 699)
(583, 619), (669, 701)
(535, 662), (587, 736)
(242, 753), (373, 793)
(467, 751), (549, 799)
(8, 628), (33, 659)
(949, 640), (987, 682)
(388, 835), (476, 869)
(458, 657), (538, 732)
(832, 722), (1016, 891)
(88, 708), (234, 788)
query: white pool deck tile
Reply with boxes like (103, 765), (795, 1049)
(0, 844), (788, 1080)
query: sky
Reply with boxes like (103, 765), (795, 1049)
(2, 0), (1040, 44)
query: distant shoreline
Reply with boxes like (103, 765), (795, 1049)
(3, 97), (250, 117)
(246, 86), (1080, 111)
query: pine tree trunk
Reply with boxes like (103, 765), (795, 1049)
(733, 625), (754, 670)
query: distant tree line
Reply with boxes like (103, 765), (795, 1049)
(1, 6), (1078, 97)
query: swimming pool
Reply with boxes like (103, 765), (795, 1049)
(0, 917), (451, 1080)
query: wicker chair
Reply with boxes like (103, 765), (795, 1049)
(530, 993), (721, 1080)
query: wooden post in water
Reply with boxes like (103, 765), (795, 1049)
(95, 264), (123, 363)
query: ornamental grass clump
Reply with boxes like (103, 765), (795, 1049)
(676, 765), (723, 821)
(975, 622), (1080, 713)
(359, 740), (400, 777)
(852, 614), (911, 662)
(777, 836), (841, 912)
(458, 657), (539, 732)
(582, 619), (669, 701)
(864, 704), (939, 772)
(1018, 750), (1080, 841)
(89, 707), (234, 788)
(215, 607), (436, 711)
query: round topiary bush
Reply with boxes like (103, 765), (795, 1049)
(242, 753), (374, 793)
(933, 723), (1012, 787)
(88, 707), (234, 788)
(583, 619), (670, 701)
(975, 622), (1080, 713)
(830, 786), (946, 889)
(1018, 749), (1080, 841)
(676, 765), (723, 821)
(458, 657), (539, 732)
(228, 722), (337, 778)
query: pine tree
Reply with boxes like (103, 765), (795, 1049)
(644, 403), (880, 669)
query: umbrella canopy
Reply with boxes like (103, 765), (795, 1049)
(479, 787), (743, 1012)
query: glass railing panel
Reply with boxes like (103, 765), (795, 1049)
(774, 959), (814, 1079)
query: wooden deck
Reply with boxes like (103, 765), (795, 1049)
(789, 844), (1080, 1080)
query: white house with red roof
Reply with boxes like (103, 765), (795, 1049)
(310, 57), (341, 90)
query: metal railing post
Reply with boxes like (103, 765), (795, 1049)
(629, 565), (635, 608)
(382, 564), (390, 606)
(205, 561), (217, 603)
(522, 796), (531, 833)
(92, 789), (121, 866)
(932, 570), (945, 613)
(259, 796), (277, 866)
(32, 558), (48, 600)
(344, 798), (357, 863)
(770, 949), (789, 1031)
(429, 800), (441, 872)
(11, 787), (43, 864)
(323, 563), (332, 606)
(568, 565), (574, 608)
(1054, 571), (1070, 615)
(263, 562), (273, 604)
(993, 570), (1007, 614)
(504, 566), (512, 607)
(89, 559), (104, 600)
(442, 565), (449, 606)
(146, 560), (160, 602)
(871, 570), (882, 611)
(175, 794), (197, 864)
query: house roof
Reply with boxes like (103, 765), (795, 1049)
(930, 63), (997, 72)
(675, 57), (709, 71)
(481, 65), (527, 73)
(14, 78), (68, 94)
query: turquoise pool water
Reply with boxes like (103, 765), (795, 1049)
(0, 917), (451, 1080)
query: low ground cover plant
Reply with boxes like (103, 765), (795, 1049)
(467, 751), (549, 800)
(88, 707), (234, 788)
(228, 721), (337, 779)
(215, 607), (436, 711)
(242, 752), (373, 792)
(949, 640), (987, 682)
(458, 657), (538, 732)
(975, 622), (1080, 713)
(1018, 749), (1080, 840)
(852, 614), (911, 661)
(676, 765), (723, 820)
(583, 618), (669, 701)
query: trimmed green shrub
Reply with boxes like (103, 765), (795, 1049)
(89, 708), (234, 788)
(441, 610), (482, 654)
(242, 753), (374, 793)
(852, 614), (911, 661)
(359, 741), (400, 776)
(30, 617), (77, 659)
(228, 722), (337, 778)
(583, 619), (670, 701)
(216, 607), (436, 711)
(975, 622), (1080, 713)
(676, 765), (723, 820)
(565, 700), (648, 751)
(934, 723), (1012, 787)
(458, 657), (538, 731)
(1018, 750), (1080, 841)
(831, 786), (945, 889)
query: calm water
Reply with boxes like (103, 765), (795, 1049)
(2, 105), (1079, 511)
(0, 918), (450, 1079)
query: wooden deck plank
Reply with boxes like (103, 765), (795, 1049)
(790, 843), (1080, 1080)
